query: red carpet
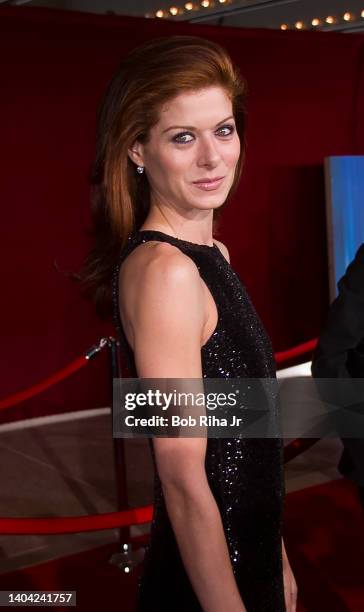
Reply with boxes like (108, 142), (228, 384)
(1, 478), (363, 611)
(283, 478), (364, 611)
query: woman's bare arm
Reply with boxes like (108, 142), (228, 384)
(121, 242), (246, 612)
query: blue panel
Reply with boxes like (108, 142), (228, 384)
(324, 156), (364, 300)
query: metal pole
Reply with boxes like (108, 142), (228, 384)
(108, 337), (129, 542)
(108, 336), (145, 572)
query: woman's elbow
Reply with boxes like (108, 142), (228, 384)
(159, 467), (208, 508)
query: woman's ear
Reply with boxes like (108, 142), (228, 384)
(127, 140), (144, 168)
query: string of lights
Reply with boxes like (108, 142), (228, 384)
(144, 1), (364, 32)
(281, 10), (364, 30)
(145, 0), (231, 19)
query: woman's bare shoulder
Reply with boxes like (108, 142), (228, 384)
(118, 240), (205, 357)
(120, 240), (199, 284)
(119, 240), (203, 318)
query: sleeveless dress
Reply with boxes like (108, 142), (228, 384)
(111, 229), (286, 612)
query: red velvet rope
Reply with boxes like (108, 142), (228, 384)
(0, 337), (317, 412)
(0, 437), (317, 534)
(0, 336), (318, 534)
(0, 506), (153, 535)
(0, 356), (87, 411)
(0, 338), (110, 411)
(275, 338), (317, 364)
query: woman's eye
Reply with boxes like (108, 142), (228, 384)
(172, 132), (194, 144)
(172, 124), (235, 145)
(216, 124), (235, 136)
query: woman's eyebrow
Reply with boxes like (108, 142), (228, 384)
(162, 115), (234, 134)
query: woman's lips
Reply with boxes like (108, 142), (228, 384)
(192, 177), (224, 191)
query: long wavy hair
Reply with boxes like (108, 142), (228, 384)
(75, 35), (247, 318)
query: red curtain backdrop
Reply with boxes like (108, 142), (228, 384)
(1, 6), (364, 422)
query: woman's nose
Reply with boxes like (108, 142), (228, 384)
(196, 137), (220, 167)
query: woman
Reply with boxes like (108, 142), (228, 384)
(79, 35), (297, 611)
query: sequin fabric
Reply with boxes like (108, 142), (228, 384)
(111, 230), (286, 612)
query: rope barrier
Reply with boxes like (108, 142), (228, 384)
(0, 506), (153, 535)
(275, 338), (317, 364)
(0, 337), (110, 411)
(0, 335), (319, 535)
(0, 336), (317, 412)
(0, 437), (316, 535)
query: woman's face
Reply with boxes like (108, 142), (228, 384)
(130, 86), (241, 214)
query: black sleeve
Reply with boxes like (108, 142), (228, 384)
(311, 243), (364, 379)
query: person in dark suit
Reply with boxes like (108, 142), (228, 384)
(311, 243), (364, 508)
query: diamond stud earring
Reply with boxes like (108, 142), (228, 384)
(136, 165), (144, 174)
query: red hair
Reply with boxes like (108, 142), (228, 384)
(76, 35), (247, 317)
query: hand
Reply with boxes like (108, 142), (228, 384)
(283, 557), (298, 612)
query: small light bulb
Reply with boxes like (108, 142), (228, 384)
(185, 2), (194, 9)
(218, 0), (227, 3)
(169, 6), (178, 15)
(201, 0), (210, 7)
(295, 21), (303, 29)
(325, 15), (335, 24)
(361, 10), (364, 18)
(311, 18), (320, 27)
(343, 12), (352, 21)
(156, 9), (164, 18)
(280, 24), (288, 30)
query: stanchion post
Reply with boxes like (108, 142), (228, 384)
(108, 336), (145, 572)
(108, 337), (129, 544)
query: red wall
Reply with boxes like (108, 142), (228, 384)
(1, 6), (364, 422)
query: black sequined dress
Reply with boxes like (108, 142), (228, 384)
(111, 230), (286, 612)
